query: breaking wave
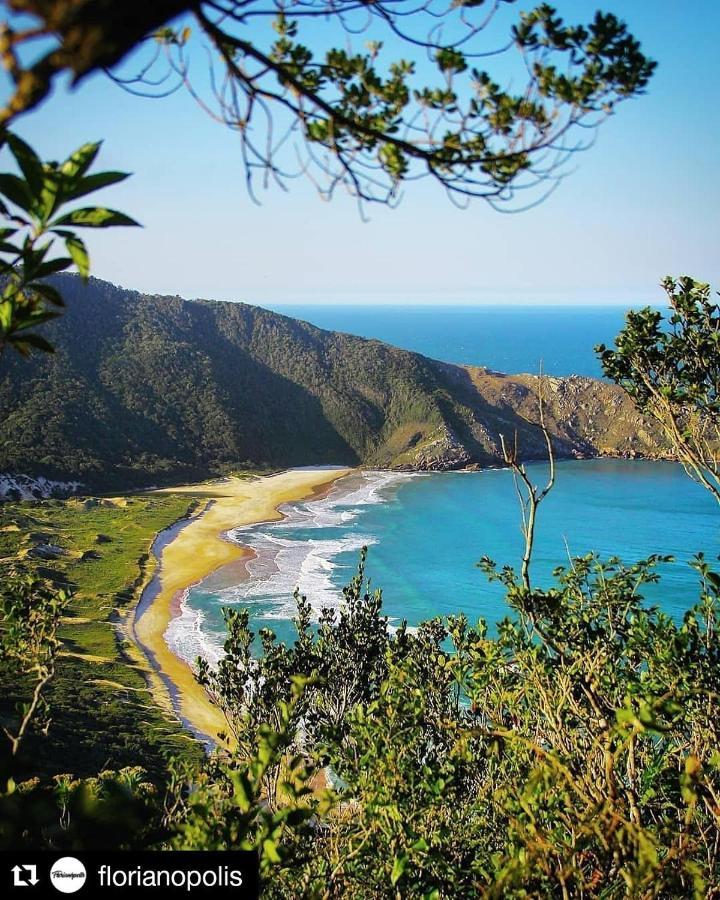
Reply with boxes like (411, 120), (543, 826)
(165, 587), (226, 668)
(165, 469), (422, 665)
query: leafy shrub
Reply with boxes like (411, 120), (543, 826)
(184, 551), (720, 897)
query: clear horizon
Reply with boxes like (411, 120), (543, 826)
(262, 298), (668, 308)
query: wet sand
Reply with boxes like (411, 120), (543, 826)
(133, 468), (352, 744)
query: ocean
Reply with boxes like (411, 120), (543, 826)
(165, 305), (718, 665)
(267, 304), (660, 378)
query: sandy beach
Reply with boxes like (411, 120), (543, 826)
(133, 467), (353, 744)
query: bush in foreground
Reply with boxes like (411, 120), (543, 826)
(169, 551), (720, 898)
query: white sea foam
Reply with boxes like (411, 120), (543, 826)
(223, 532), (376, 619)
(165, 588), (225, 668)
(167, 469), (417, 664)
(222, 469), (418, 617)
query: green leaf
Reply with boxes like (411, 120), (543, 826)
(33, 282), (65, 308)
(706, 571), (720, 593)
(0, 298), (13, 330)
(0, 173), (33, 213)
(229, 771), (252, 810)
(60, 141), (102, 180)
(34, 257), (73, 279)
(7, 133), (44, 195)
(13, 309), (59, 331)
(65, 234), (90, 279)
(8, 332), (56, 355)
(390, 853), (408, 885)
(39, 173), (62, 222)
(262, 839), (282, 864)
(62, 171), (130, 202)
(51, 207), (140, 228)
(616, 707), (637, 727)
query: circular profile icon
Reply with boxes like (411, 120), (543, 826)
(50, 857), (87, 893)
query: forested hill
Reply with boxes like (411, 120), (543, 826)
(0, 275), (665, 491)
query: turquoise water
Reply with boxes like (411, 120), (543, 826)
(267, 304), (661, 377)
(162, 305), (717, 663)
(167, 462), (719, 662)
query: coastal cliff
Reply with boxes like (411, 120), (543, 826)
(0, 275), (667, 492)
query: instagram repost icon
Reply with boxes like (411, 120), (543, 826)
(50, 857), (87, 893)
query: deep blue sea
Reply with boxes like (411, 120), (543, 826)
(165, 306), (717, 664)
(267, 304), (661, 377)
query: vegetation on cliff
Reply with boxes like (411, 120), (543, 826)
(0, 274), (665, 491)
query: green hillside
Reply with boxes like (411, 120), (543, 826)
(0, 275), (665, 491)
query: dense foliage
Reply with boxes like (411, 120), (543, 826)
(0, 273), (662, 490)
(165, 550), (720, 897)
(3, 530), (720, 895)
(0, 278), (718, 894)
(0, 494), (202, 785)
(0, 566), (68, 758)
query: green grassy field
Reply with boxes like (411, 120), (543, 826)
(0, 494), (204, 780)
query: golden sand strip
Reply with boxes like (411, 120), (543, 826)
(133, 468), (352, 744)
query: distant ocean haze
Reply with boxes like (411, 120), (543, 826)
(265, 304), (663, 377)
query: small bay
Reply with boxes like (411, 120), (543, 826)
(166, 305), (717, 663)
(168, 461), (719, 662)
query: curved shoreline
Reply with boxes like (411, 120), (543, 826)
(133, 467), (353, 745)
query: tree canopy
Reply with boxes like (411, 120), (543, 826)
(2, 1), (656, 206)
(597, 277), (720, 506)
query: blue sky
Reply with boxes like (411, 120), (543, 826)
(4, 1), (719, 305)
